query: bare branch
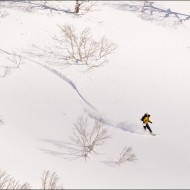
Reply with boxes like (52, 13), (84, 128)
(54, 25), (117, 69)
(115, 147), (137, 166)
(0, 53), (24, 78)
(41, 170), (63, 190)
(97, 36), (117, 59)
(62, 117), (111, 160)
(0, 169), (31, 189)
(81, 2), (97, 13)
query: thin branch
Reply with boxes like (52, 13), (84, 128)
(53, 25), (117, 68)
(115, 147), (137, 166)
(41, 170), (63, 190)
(0, 169), (30, 189)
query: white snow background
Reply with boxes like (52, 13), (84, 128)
(0, 1), (190, 188)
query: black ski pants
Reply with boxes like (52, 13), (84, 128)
(144, 124), (152, 133)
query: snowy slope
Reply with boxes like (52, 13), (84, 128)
(0, 1), (190, 188)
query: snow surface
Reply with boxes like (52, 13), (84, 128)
(0, 1), (190, 188)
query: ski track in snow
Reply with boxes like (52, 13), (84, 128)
(0, 48), (151, 136)
(0, 48), (96, 111)
(85, 108), (144, 135)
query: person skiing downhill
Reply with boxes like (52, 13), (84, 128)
(141, 113), (153, 134)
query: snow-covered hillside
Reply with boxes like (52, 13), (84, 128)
(0, 1), (190, 188)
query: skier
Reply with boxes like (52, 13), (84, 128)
(141, 113), (153, 134)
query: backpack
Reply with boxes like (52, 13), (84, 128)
(141, 114), (147, 123)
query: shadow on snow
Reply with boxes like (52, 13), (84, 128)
(0, 1), (74, 15)
(105, 1), (190, 26)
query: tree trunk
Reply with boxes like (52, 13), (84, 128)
(75, 0), (80, 14)
(142, 0), (148, 12)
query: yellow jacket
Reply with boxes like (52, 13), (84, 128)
(143, 116), (152, 125)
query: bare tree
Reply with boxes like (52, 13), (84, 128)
(0, 53), (23, 78)
(61, 117), (111, 160)
(41, 170), (63, 190)
(75, 0), (82, 14)
(75, 0), (95, 14)
(103, 146), (136, 167)
(0, 169), (31, 189)
(115, 146), (136, 166)
(54, 25), (116, 69)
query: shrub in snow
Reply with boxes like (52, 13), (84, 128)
(115, 146), (137, 166)
(0, 169), (64, 189)
(63, 117), (111, 160)
(41, 170), (64, 190)
(0, 53), (23, 78)
(54, 25), (117, 69)
(104, 146), (137, 167)
(0, 169), (30, 189)
(109, 146), (136, 166)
